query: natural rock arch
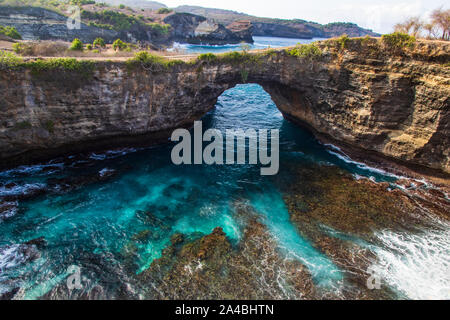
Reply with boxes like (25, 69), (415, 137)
(0, 43), (449, 174)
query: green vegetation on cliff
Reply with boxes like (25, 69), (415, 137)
(146, 22), (171, 35)
(81, 9), (142, 31)
(287, 43), (322, 59)
(126, 51), (183, 72)
(197, 53), (217, 62)
(0, 50), (23, 69)
(80, 8), (170, 35)
(0, 25), (22, 39)
(24, 57), (95, 76)
(382, 32), (416, 49)
(156, 8), (172, 14)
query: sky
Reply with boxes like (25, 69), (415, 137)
(161, 0), (448, 34)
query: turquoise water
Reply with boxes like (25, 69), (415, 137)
(169, 36), (326, 54)
(0, 84), (418, 299)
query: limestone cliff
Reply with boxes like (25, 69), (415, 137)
(0, 39), (448, 174)
(0, 6), (253, 46)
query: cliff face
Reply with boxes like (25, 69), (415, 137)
(251, 22), (379, 39)
(0, 7), (253, 46)
(0, 39), (448, 174)
(174, 5), (380, 39)
(0, 6), (118, 43)
(163, 13), (253, 45)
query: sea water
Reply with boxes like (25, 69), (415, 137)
(0, 83), (448, 300)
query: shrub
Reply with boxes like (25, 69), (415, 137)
(381, 32), (416, 49)
(126, 51), (176, 72)
(13, 42), (32, 55)
(197, 53), (217, 62)
(0, 25), (22, 40)
(157, 8), (173, 14)
(93, 37), (106, 48)
(86, 44), (93, 50)
(0, 50), (23, 69)
(287, 43), (322, 59)
(112, 39), (127, 51)
(118, 4), (125, 9)
(336, 34), (350, 49)
(70, 38), (83, 51)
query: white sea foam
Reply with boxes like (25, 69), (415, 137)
(370, 225), (450, 300)
(89, 148), (138, 160)
(324, 145), (403, 180)
(0, 163), (64, 177)
(0, 244), (26, 271)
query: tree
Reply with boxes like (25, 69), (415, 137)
(394, 16), (423, 37)
(93, 37), (106, 48)
(431, 8), (450, 40)
(423, 23), (438, 39)
(69, 38), (83, 51)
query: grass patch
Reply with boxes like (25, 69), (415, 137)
(381, 32), (416, 50)
(13, 41), (69, 56)
(336, 34), (350, 49)
(217, 51), (261, 65)
(24, 58), (95, 78)
(287, 43), (322, 59)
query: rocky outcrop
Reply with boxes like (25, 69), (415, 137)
(0, 39), (448, 174)
(164, 13), (253, 45)
(175, 5), (380, 39)
(251, 22), (379, 39)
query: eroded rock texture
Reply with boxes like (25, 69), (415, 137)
(0, 39), (449, 173)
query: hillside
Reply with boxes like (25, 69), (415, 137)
(99, 0), (166, 10)
(174, 5), (380, 38)
(0, 1), (252, 45)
